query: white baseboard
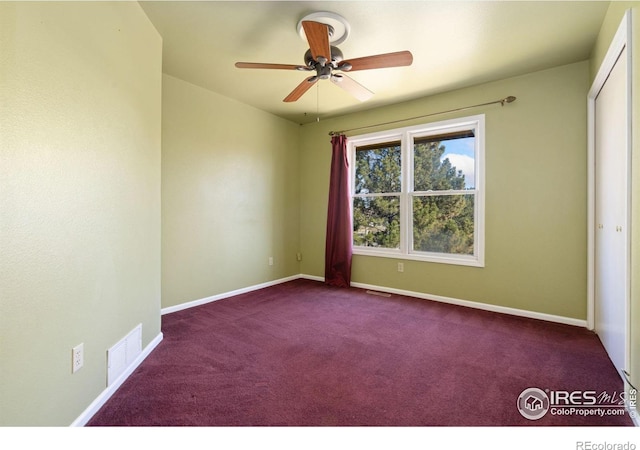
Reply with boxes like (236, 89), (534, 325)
(164, 273), (587, 326)
(70, 331), (163, 427)
(299, 274), (324, 283)
(70, 274), (586, 427)
(161, 275), (301, 315)
(298, 273), (586, 328)
(349, 280), (587, 328)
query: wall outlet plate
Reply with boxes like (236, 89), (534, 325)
(72, 343), (84, 373)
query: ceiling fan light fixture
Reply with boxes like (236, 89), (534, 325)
(296, 11), (351, 45)
(318, 65), (332, 80)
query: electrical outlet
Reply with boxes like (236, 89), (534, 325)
(72, 343), (84, 373)
(268, 256), (273, 266)
(397, 262), (404, 272)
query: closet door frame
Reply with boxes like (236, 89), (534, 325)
(587, 10), (632, 374)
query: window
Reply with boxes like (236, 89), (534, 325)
(350, 115), (484, 267)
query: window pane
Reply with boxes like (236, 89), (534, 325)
(412, 194), (474, 255)
(354, 143), (401, 194)
(353, 196), (400, 249)
(414, 136), (475, 191)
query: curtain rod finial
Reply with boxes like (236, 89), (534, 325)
(502, 96), (516, 105)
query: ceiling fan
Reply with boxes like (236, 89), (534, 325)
(235, 17), (413, 103)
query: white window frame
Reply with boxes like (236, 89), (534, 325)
(348, 114), (485, 267)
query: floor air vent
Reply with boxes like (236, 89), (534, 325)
(366, 290), (392, 298)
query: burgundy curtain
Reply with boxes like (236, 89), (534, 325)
(324, 134), (352, 287)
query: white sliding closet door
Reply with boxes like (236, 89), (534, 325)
(594, 45), (628, 374)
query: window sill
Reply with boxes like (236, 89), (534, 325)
(352, 248), (485, 268)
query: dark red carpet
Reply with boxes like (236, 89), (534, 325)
(88, 279), (633, 426)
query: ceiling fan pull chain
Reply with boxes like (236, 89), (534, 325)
(316, 83), (320, 122)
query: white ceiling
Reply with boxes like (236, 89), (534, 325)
(140, 1), (610, 124)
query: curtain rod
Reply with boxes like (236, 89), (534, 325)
(328, 95), (516, 136)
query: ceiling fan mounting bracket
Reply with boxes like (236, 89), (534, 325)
(296, 11), (351, 45)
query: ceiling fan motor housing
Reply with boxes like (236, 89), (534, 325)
(304, 46), (344, 68)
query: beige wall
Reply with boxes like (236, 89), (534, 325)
(161, 75), (301, 309)
(0, 2), (162, 426)
(300, 61), (590, 320)
(590, 1), (640, 391)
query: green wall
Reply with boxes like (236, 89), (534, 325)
(161, 75), (301, 309)
(2, 0), (638, 427)
(300, 61), (590, 320)
(0, 2), (162, 426)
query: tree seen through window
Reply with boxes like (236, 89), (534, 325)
(352, 135), (475, 255)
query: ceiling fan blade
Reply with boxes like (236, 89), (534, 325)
(283, 76), (318, 103)
(331, 74), (373, 102)
(341, 51), (413, 72)
(235, 62), (302, 70)
(302, 21), (331, 64)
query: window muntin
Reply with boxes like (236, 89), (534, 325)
(349, 115), (484, 267)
